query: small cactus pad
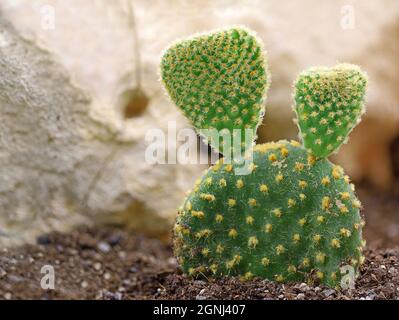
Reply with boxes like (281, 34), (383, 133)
(294, 64), (367, 158)
(161, 27), (269, 155)
(174, 140), (364, 287)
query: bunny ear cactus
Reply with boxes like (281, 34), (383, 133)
(161, 27), (367, 288)
(161, 28), (269, 156)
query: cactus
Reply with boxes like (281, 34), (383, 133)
(160, 27), (367, 288)
(161, 28), (269, 155)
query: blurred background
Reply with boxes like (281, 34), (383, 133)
(0, 0), (398, 248)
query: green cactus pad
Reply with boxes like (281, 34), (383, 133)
(174, 140), (364, 287)
(161, 27), (270, 155)
(294, 64), (367, 158)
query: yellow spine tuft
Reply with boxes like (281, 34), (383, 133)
(332, 165), (342, 179)
(302, 258), (310, 267)
(273, 208), (282, 218)
(236, 179), (244, 189)
(192, 211), (205, 219)
(248, 236), (259, 248)
(228, 199), (236, 207)
(321, 176), (330, 186)
(280, 147), (289, 157)
(288, 198), (296, 207)
(248, 198), (257, 207)
(219, 178), (227, 187)
(216, 244), (224, 254)
(264, 223), (273, 233)
(295, 162), (305, 171)
(315, 252), (326, 263)
(261, 257), (270, 266)
(331, 238), (341, 248)
(298, 180), (308, 189)
(340, 192), (350, 200)
(288, 265), (297, 273)
(269, 153), (278, 162)
(200, 193), (216, 202)
(322, 196), (331, 211)
(276, 244), (285, 255)
(246, 216), (254, 225)
(228, 228), (238, 239)
(298, 218), (307, 226)
(275, 173), (284, 182)
(340, 228), (351, 237)
(313, 234), (322, 243)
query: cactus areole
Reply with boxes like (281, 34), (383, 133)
(160, 27), (367, 288)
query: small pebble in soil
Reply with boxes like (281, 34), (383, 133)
(37, 235), (51, 245)
(296, 293), (305, 300)
(0, 268), (7, 278)
(196, 289), (208, 300)
(298, 283), (310, 292)
(97, 242), (111, 253)
(323, 289), (336, 297)
(93, 263), (102, 271)
(103, 291), (123, 300)
(107, 234), (122, 247)
(129, 266), (139, 273)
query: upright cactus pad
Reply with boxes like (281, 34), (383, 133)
(294, 64), (367, 158)
(174, 140), (364, 287)
(161, 27), (269, 155)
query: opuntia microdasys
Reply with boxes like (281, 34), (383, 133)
(160, 27), (367, 288)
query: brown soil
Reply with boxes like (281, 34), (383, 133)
(0, 185), (398, 300)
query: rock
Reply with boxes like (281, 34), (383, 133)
(107, 234), (122, 247)
(196, 288), (208, 300)
(129, 266), (139, 273)
(8, 274), (24, 283)
(298, 283), (310, 292)
(0, 268), (6, 278)
(0, 0), (206, 246)
(323, 289), (336, 297)
(103, 291), (123, 300)
(37, 235), (51, 246)
(93, 262), (102, 271)
(296, 293), (305, 300)
(97, 242), (111, 254)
